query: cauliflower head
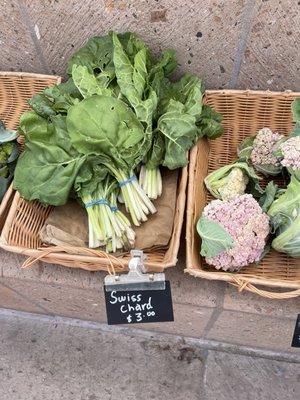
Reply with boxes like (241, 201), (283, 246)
(218, 167), (248, 201)
(197, 194), (270, 271)
(204, 161), (261, 201)
(250, 128), (284, 176)
(280, 136), (300, 180)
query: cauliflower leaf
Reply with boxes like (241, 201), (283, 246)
(197, 216), (235, 258)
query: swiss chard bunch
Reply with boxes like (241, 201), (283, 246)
(14, 31), (224, 252)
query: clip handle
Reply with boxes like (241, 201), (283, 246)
(129, 249), (147, 274)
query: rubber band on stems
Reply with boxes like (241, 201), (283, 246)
(118, 175), (137, 187)
(85, 198), (109, 208)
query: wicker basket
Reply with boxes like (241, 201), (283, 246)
(186, 89), (300, 299)
(0, 72), (61, 229)
(0, 166), (187, 273)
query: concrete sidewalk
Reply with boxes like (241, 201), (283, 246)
(0, 248), (299, 399)
(0, 308), (299, 400)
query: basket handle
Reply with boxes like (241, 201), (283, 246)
(230, 276), (300, 299)
(21, 245), (126, 275)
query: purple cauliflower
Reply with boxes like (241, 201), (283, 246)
(198, 194), (270, 271)
(280, 136), (300, 179)
(250, 128), (284, 175)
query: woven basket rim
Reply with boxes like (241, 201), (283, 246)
(0, 71), (61, 81)
(205, 88), (300, 96)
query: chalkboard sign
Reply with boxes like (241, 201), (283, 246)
(291, 314), (300, 348)
(104, 281), (174, 325)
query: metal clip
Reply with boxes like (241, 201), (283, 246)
(104, 249), (166, 292)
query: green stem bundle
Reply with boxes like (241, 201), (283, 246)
(139, 165), (163, 200)
(106, 165), (157, 226)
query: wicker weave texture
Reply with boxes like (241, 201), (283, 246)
(186, 90), (300, 299)
(0, 72), (61, 130)
(0, 72), (61, 229)
(0, 166), (187, 272)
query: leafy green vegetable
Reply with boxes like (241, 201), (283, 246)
(14, 112), (86, 205)
(237, 137), (255, 161)
(0, 121), (18, 142)
(28, 79), (81, 118)
(259, 181), (279, 212)
(0, 121), (19, 201)
(268, 176), (300, 257)
(112, 32), (157, 135)
(196, 105), (224, 139)
(72, 65), (113, 98)
(197, 216), (235, 258)
(158, 99), (197, 169)
(292, 98), (300, 122)
(67, 95), (145, 170)
(14, 30), (224, 251)
(67, 35), (115, 75)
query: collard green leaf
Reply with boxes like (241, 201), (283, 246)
(197, 216), (235, 258)
(14, 112), (86, 205)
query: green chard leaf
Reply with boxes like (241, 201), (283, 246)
(14, 112), (86, 205)
(197, 216), (235, 258)
(112, 31), (157, 157)
(28, 79), (82, 118)
(158, 99), (197, 169)
(71, 64), (113, 98)
(144, 132), (165, 169)
(67, 35), (115, 75)
(196, 105), (223, 139)
(66, 95), (145, 171)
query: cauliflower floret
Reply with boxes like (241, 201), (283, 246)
(202, 194), (270, 271)
(218, 168), (249, 201)
(250, 128), (284, 175)
(280, 136), (300, 170)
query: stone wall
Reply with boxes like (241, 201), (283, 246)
(1, 0), (299, 91)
